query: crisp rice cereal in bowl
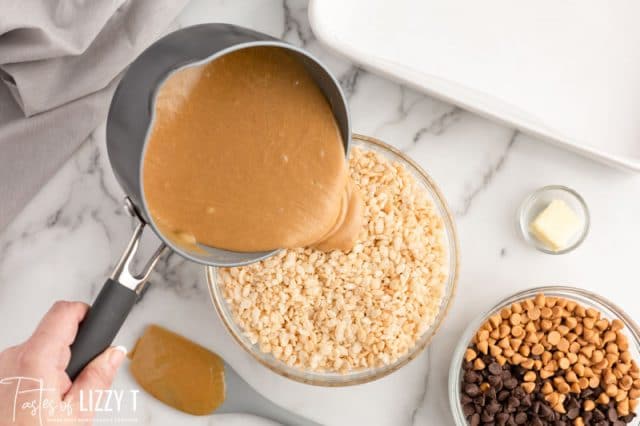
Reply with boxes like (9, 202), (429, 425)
(207, 134), (459, 386)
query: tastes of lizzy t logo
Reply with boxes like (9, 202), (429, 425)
(0, 376), (139, 424)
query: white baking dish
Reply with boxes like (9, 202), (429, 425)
(309, 0), (640, 172)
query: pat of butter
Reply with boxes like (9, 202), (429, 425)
(529, 200), (581, 251)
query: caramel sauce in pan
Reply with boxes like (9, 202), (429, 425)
(143, 46), (362, 252)
(129, 325), (225, 415)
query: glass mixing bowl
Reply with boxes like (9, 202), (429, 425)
(206, 134), (459, 386)
(448, 286), (640, 425)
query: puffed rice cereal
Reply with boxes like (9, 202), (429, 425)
(218, 147), (449, 373)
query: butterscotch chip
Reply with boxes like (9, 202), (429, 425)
(521, 358), (534, 369)
(570, 382), (581, 394)
(585, 308), (599, 319)
(473, 358), (485, 370)
(605, 383), (618, 397)
(558, 338), (570, 352)
(583, 400), (595, 411)
(511, 325), (524, 338)
(489, 345), (502, 357)
(618, 398), (630, 416)
(498, 337), (510, 350)
(540, 369), (555, 379)
(475, 341), (488, 355)
(611, 319), (624, 331)
(569, 341), (580, 353)
(527, 307), (541, 320)
(548, 330), (561, 346)
(510, 313), (521, 326)
(521, 382), (536, 393)
(524, 371), (536, 382)
(545, 392), (560, 406)
(532, 343), (545, 356)
(578, 377), (589, 390)
(565, 370), (578, 383)
(583, 317), (596, 329)
(511, 353), (524, 365)
(541, 307), (553, 319)
(464, 348), (477, 362)
(620, 375), (633, 391)
(525, 331), (539, 344)
(558, 357), (571, 370)
(597, 393), (610, 404)
(499, 324), (510, 338)
(489, 314), (502, 328)
(477, 329), (489, 342)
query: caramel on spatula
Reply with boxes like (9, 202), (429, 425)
(129, 325), (225, 415)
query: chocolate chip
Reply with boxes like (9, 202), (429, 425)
(488, 362), (502, 375)
(609, 406), (620, 422)
(514, 412), (527, 424)
(464, 370), (481, 383)
(566, 407), (580, 420)
(486, 401), (501, 415)
(464, 383), (480, 397)
(593, 408), (605, 421)
(481, 411), (495, 423)
(507, 396), (520, 410)
(539, 403), (554, 420)
(463, 403), (476, 417)
(504, 378), (518, 390)
(512, 387), (525, 399)
(497, 390), (510, 402)
(469, 413), (480, 426)
(496, 412), (510, 425)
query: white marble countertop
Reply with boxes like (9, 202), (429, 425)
(1, 1), (640, 425)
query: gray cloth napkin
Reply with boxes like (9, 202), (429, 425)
(0, 0), (190, 231)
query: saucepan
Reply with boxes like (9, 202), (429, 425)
(66, 23), (351, 378)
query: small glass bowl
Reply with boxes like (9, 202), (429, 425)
(206, 134), (460, 386)
(518, 185), (590, 254)
(448, 286), (640, 425)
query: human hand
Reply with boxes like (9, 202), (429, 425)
(0, 301), (126, 425)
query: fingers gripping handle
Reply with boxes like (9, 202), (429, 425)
(66, 279), (137, 379)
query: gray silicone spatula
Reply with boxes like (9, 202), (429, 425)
(217, 362), (322, 426)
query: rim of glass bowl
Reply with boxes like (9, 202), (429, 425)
(448, 286), (640, 425)
(205, 133), (460, 386)
(517, 185), (590, 255)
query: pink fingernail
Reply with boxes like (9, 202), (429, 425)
(109, 345), (127, 367)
